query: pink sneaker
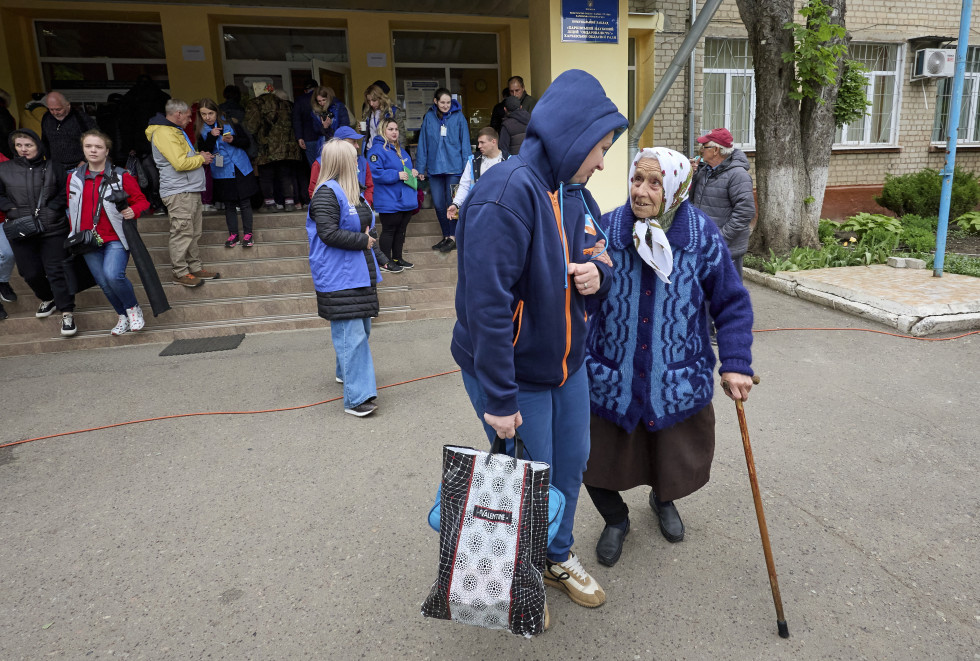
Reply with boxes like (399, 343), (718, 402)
(225, 233), (240, 248)
(242, 233), (254, 248)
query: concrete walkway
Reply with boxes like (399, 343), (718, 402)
(746, 264), (980, 336)
(1, 283), (977, 660)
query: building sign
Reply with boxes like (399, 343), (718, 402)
(403, 80), (440, 131)
(561, 0), (619, 44)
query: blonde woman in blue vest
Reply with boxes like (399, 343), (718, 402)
(197, 98), (259, 248)
(307, 139), (389, 417)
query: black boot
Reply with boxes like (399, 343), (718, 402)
(649, 490), (684, 542)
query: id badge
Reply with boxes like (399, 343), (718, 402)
(440, 125), (448, 137)
(215, 154), (224, 168)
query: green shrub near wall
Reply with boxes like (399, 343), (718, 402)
(876, 167), (980, 219)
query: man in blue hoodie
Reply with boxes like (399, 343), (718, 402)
(452, 69), (627, 611)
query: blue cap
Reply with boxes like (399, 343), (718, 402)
(334, 126), (364, 141)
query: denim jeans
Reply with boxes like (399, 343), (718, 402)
(0, 223), (14, 282)
(461, 365), (591, 563)
(330, 317), (377, 409)
(82, 240), (138, 315)
(428, 173), (461, 238)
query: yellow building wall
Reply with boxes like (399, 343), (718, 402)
(529, 0), (631, 212)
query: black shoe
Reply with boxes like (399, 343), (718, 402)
(380, 262), (403, 273)
(344, 401), (377, 417)
(650, 491), (684, 542)
(596, 519), (630, 567)
(36, 299), (56, 318)
(439, 238), (456, 253)
(432, 238), (448, 250)
(0, 302), (7, 320)
(0, 281), (16, 302)
(61, 312), (78, 337)
(393, 259), (414, 269)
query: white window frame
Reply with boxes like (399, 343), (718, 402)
(702, 39), (756, 149)
(834, 43), (904, 147)
(932, 46), (980, 144)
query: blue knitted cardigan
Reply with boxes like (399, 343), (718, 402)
(586, 200), (754, 432)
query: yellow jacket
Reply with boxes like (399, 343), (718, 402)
(145, 117), (206, 197)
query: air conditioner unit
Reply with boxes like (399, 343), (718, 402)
(912, 49), (956, 79)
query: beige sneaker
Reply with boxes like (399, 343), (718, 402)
(543, 601), (551, 631)
(190, 268), (219, 280)
(543, 552), (606, 608)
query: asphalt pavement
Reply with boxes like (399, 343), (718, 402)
(1, 283), (977, 660)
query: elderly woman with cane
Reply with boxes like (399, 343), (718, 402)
(582, 147), (755, 567)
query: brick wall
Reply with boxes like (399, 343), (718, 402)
(647, 0), (980, 191)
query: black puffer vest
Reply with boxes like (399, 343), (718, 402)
(0, 155), (68, 236)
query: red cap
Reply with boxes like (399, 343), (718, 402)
(696, 128), (734, 149)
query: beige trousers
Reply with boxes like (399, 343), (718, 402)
(163, 192), (204, 277)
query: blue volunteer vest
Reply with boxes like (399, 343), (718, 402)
(200, 124), (253, 179)
(306, 179), (380, 292)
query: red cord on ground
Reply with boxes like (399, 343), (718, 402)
(3, 328), (976, 449)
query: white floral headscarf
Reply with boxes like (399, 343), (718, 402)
(630, 147), (693, 284)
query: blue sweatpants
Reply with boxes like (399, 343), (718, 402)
(461, 366), (591, 563)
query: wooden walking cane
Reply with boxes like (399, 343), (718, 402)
(723, 374), (790, 639)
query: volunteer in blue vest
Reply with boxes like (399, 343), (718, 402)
(367, 118), (418, 273)
(66, 129), (151, 335)
(415, 88), (470, 253)
(307, 139), (389, 418)
(446, 127), (508, 222)
(196, 98), (259, 248)
(452, 69), (627, 612)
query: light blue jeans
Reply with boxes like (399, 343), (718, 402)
(0, 223), (14, 282)
(82, 240), (138, 315)
(331, 317), (377, 409)
(461, 365), (591, 563)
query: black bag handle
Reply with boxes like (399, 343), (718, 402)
(488, 431), (527, 465)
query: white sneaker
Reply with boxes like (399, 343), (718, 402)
(111, 314), (130, 336)
(543, 552), (606, 608)
(126, 304), (145, 331)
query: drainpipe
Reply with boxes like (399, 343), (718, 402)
(934, 0), (973, 277)
(687, 0), (697, 157)
(628, 0), (724, 164)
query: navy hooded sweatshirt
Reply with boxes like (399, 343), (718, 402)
(451, 69), (628, 417)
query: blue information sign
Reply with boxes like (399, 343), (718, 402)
(561, 0), (619, 44)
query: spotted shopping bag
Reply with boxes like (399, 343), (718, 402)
(421, 434), (550, 637)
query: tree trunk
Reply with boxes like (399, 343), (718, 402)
(735, 0), (847, 254)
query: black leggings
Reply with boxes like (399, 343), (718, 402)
(9, 232), (75, 311)
(224, 199), (254, 235)
(379, 211), (412, 261)
(585, 485), (630, 527)
(258, 160), (298, 205)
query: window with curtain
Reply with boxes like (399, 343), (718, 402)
(702, 38), (755, 148)
(932, 46), (980, 143)
(835, 44), (902, 146)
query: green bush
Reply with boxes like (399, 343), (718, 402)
(929, 253), (980, 277)
(900, 214), (938, 232)
(876, 167), (980, 218)
(901, 226), (936, 253)
(818, 218), (839, 243)
(841, 212), (902, 237)
(956, 211), (980, 234)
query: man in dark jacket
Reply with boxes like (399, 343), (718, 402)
(0, 129), (76, 334)
(689, 127), (755, 279)
(292, 79), (320, 166)
(453, 69), (626, 615)
(498, 95), (531, 156)
(489, 88), (509, 134)
(41, 91), (97, 172)
(507, 75), (537, 113)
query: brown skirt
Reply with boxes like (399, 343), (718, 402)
(582, 404), (715, 502)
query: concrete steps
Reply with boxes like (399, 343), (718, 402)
(0, 209), (457, 357)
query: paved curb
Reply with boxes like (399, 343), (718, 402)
(744, 267), (980, 336)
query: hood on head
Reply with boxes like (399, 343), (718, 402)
(519, 69), (628, 190)
(8, 128), (45, 158)
(430, 98), (463, 118)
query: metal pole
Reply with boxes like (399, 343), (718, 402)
(687, 0), (698, 157)
(935, 0), (973, 277)
(628, 0), (724, 164)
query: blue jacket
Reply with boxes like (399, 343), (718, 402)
(415, 99), (470, 176)
(587, 200), (754, 433)
(199, 123), (253, 179)
(311, 100), (351, 155)
(307, 179), (378, 292)
(451, 69), (629, 416)
(367, 136), (417, 213)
